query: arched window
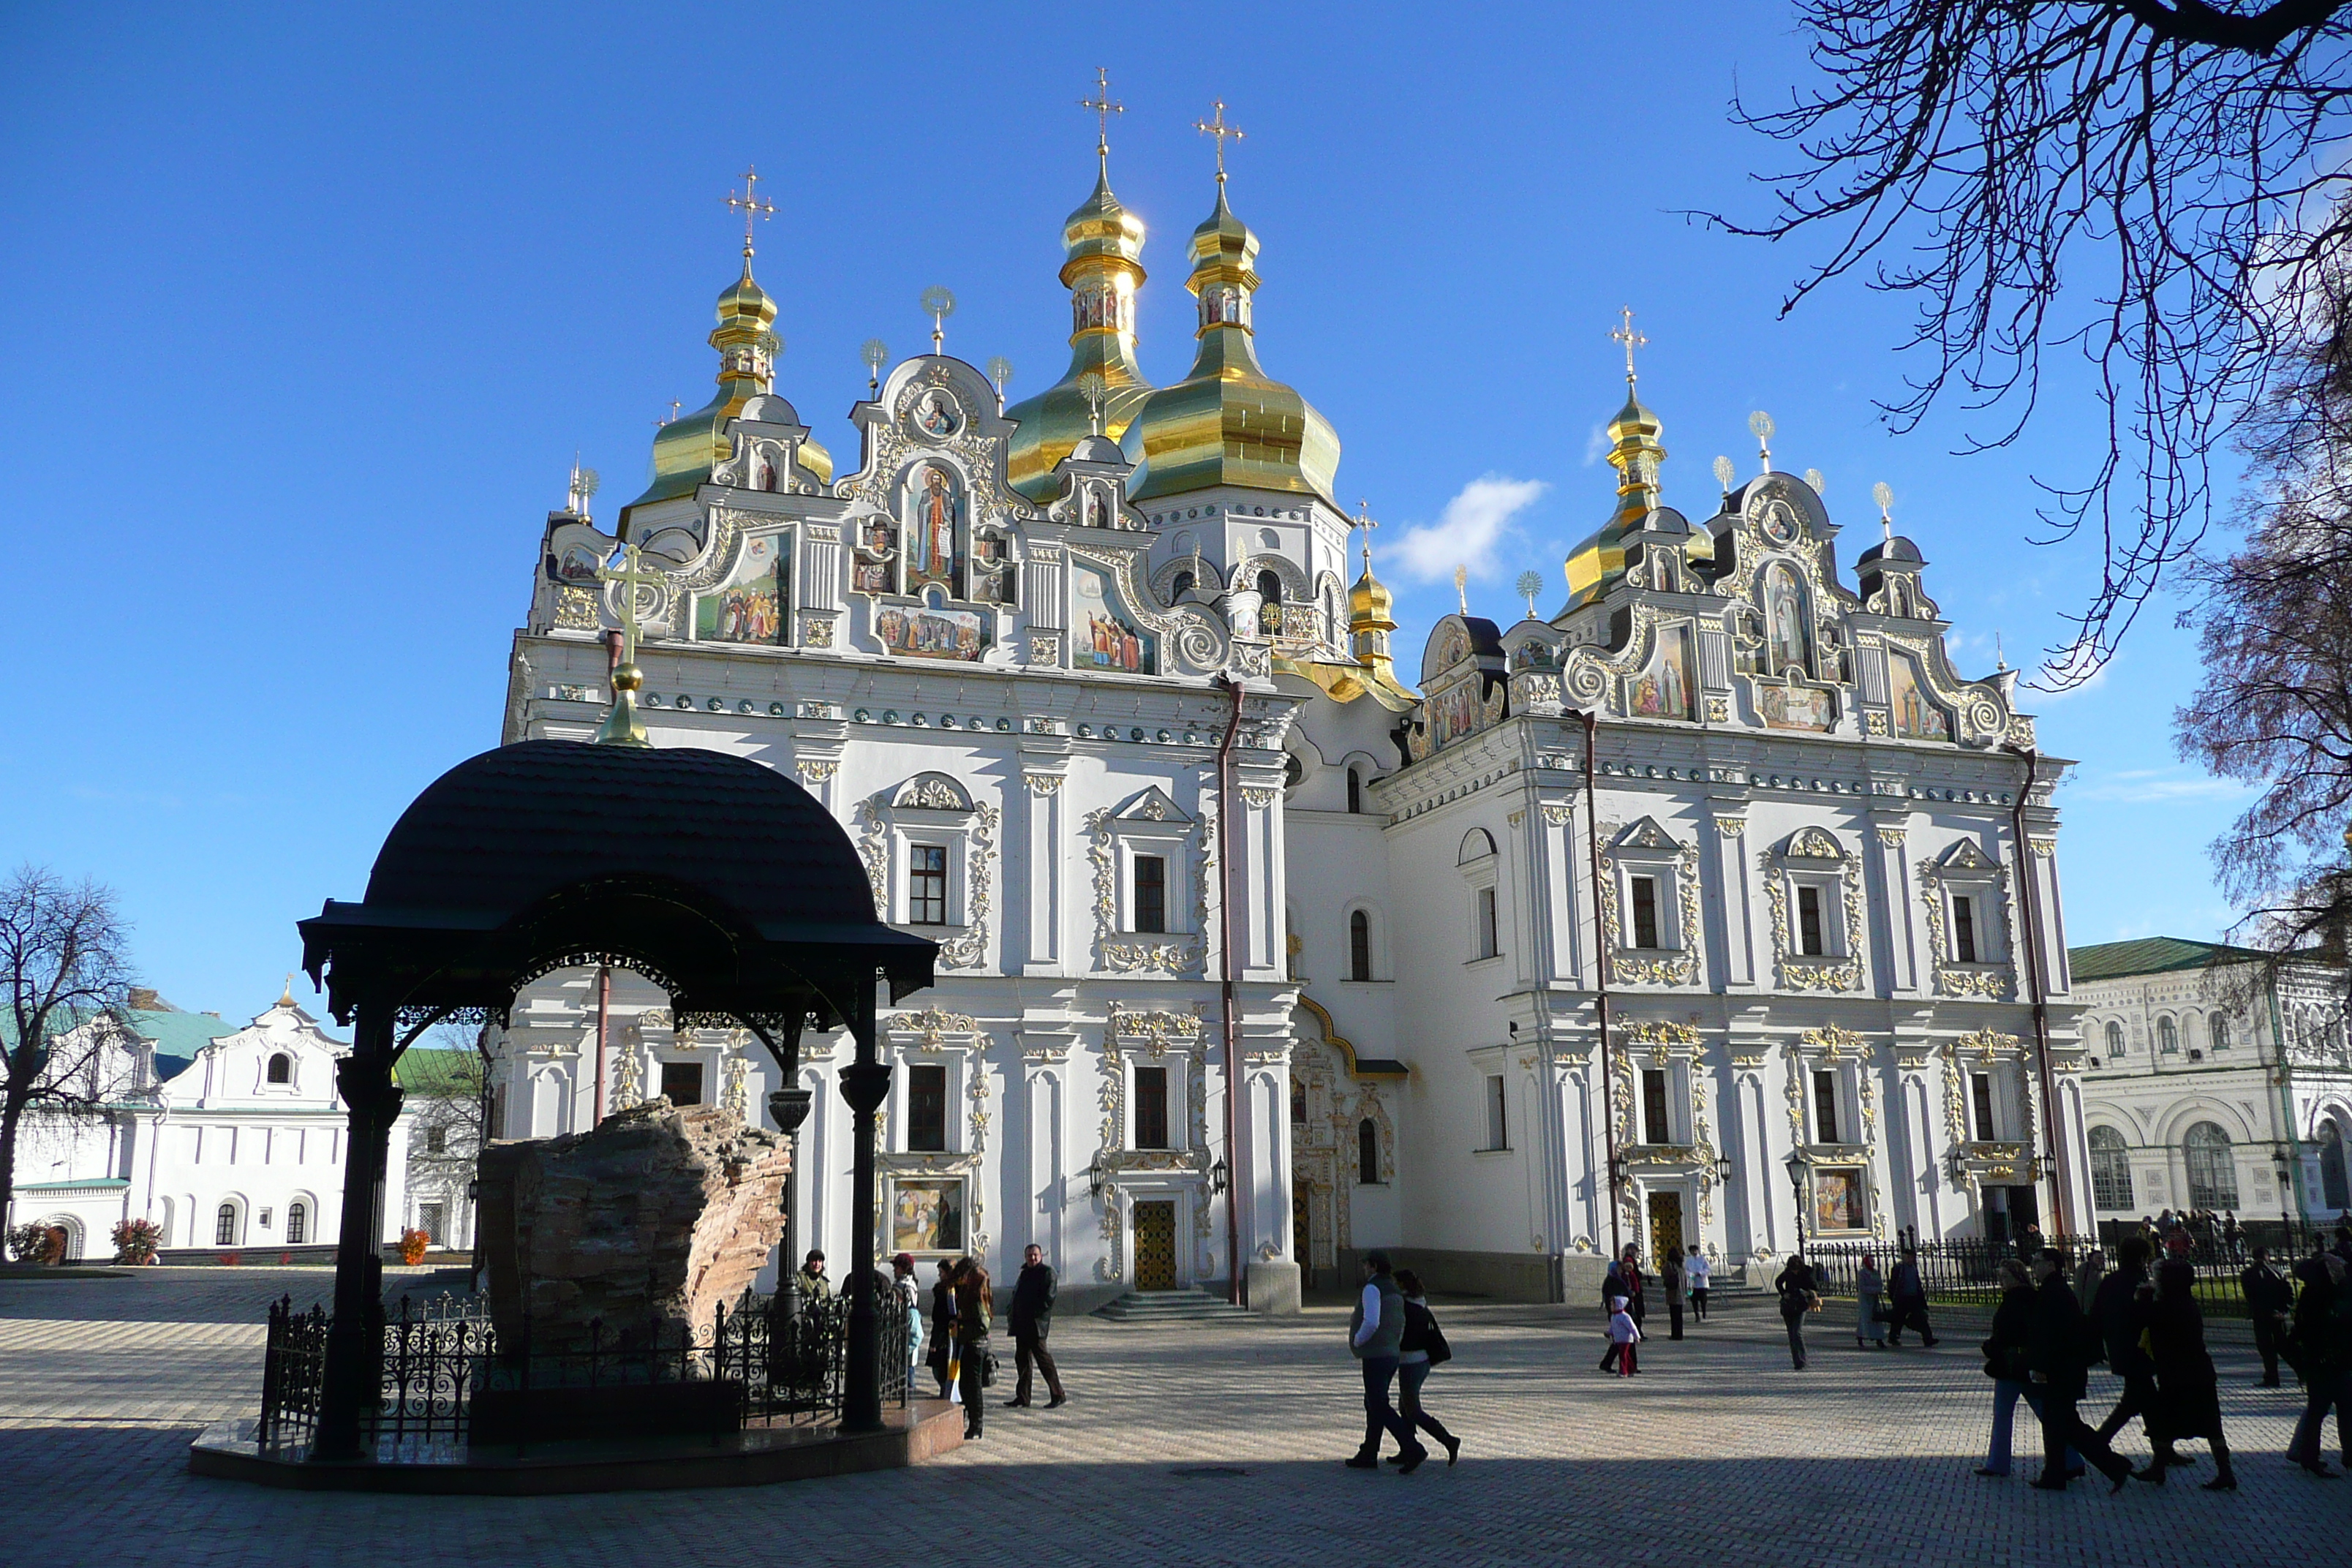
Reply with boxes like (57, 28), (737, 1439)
(2183, 1122), (2239, 1209)
(285, 1201), (306, 1245)
(1357, 1118), (1380, 1186)
(1346, 769), (1363, 815)
(1349, 911), (1373, 981)
(1257, 569), (1282, 606)
(1171, 570), (1193, 600)
(2088, 1126), (2134, 1211)
(266, 1052), (292, 1085)
(2105, 1022), (2125, 1056)
(215, 1203), (238, 1247)
(2157, 1017), (2179, 1054)
(2319, 1120), (2350, 1211)
(2209, 1014), (2231, 1052)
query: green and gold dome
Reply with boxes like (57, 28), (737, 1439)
(1562, 384), (1668, 609)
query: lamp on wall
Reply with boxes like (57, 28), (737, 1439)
(1088, 1150), (1109, 1203)
(1210, 1156), (1230, 1197)
(1714, 1153), (1733, 1185)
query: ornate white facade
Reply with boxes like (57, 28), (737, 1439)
(487, 156), (2093, 1305)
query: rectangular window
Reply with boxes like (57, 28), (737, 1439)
(1134, 1066), (1170, 1150)
(660, 1060), (704, 1107)
(1797, 884), (1825, 956)
(908, 844), (948, 926)
(419, 1202), (445, 1246)
(426, 1126), (448, 1154)
(1475, 886), (1500, 959)
(1630, 876), (1660, 949)
(907, 1063), (948, 1152)
(1812, 1068), (1841, 1145)
(1133, 854), (1167, 933)
(1641, 1068), (1672, 1145)
(1952, 894), (1978, 963)
(1349, 911), (1373, 981)
(1484, 1074), (1508, 1150)
(1971, 1072), (1997, 1142)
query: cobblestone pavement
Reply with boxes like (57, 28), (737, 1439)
(4, 1268), (2345, 1567)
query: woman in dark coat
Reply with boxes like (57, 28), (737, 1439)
(2133, 1259), (2237, 1489)
(925, 1258), (957, 1398)
(1976, 1259), (2076, 1477)
(1775, 1253), (1819, 1370)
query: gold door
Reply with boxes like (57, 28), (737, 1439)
(1646, 1191), (1685, 1270)
(1134, 1199), (1177, 1290)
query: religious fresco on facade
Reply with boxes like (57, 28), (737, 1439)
(1425, 679), (1486, 750)
(1759, 680), (1834, 732)
(544, 520), (616, 584)
(903, 464), (962, 595)
(1629, 625), (1695, 720)
(1763, 565), (1810, 677)
(875, 601), (987, 661)
(1888, 650), (1951, 740)
(968, 534), (1013, 606)
(1073, 562), (1154, 674)
(1814, 1166), (1867, 1232)
(693, 534), (787, 644)
(911, 388), (962, 440)
(892, 1179), (965, 1254)
(1512, 641), (1558, 670)
(852, 517), (897, 595)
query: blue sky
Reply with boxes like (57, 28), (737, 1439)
(0, 3), (2253, 1022)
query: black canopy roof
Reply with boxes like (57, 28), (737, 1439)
(300, 740), (934, 1033)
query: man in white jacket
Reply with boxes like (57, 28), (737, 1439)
(1685, 1245), (1711, 1322)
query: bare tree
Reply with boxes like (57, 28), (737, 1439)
(1, 867), (137, 1234)
(1719, 1), (2352, 685)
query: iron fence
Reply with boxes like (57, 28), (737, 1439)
(1801, 1235), (2316, 1322)
(256, 1284), (911, 1457)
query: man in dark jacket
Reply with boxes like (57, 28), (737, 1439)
(2242, 1245), (2295, 1388)
(2092, 1237), (2188, 1466)
(1004, 1243), (1066, 1409)
(2027, 1248), (2133, 1491)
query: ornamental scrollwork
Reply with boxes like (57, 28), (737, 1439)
(1595, 823), (1703, 987)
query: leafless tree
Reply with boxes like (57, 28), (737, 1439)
(1, 867), (137, 1235)
(1719, 1), (2352, 685)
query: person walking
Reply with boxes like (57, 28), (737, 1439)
(1855, 1252), (1888, 1350)
(2093, 1237), (2189, 1468)
(925, 1257), (958, 1399)
(1003, 1243), (1066, 1410)
(1390, 1269), (1461, 1465)
(1776, 1252), (1820, 1370)
(2285, 1249), (2351, 1477)
(1605, 1294), (1642, 1376)
(1884, 1248), (1937, 1346)
(2073, 1248), (2107, 1314)
(2242, 1245), (2294, 1388)
(1345, 1251), (1426, 1471)
(1686, 1245), (1711, 1322)
(1662, 1248), (1686, 1341)
(1597, 1259), (1629, 1371)
(951, 1258), (993, 1440)
(892, 1252), (924, 1379)
(1976, 1259), (2078, 1480)
(2131, 1259), (2238, 1490)
(2024, 1248), (2134, 1492)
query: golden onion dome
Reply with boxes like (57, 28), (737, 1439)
(622, 255), (832, 527)
(1003, 166), (1155, 503)
(1349, 562), (1393, 621)
(1124, 186), (1340, 508)
(1564, 380), (1670, 609)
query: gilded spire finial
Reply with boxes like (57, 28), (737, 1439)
(278, 973), (295, 1008)
(1517, 570), (1544, 619)
(1610, 306), (1648, 388)
(1077, 371), (1107, 434)
(1353, 500), (1380, 573)
(1872, 480), (1895, 544)
(1195, 98), (1245, 185)
(1750, 410), (1776, 476)
(593, 542), (662, 748)
(724, 165), (776, 265)
(566, 453), (600, 518)
(920, 287), (956, 354)
(1080, 67), (1124, 177)
(1454, 564), (1469, 616)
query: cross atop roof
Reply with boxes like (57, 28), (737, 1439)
(1195, 99), (1245, 184)
(724, 165), (776, 261)
(1610, 306), (1647, 385)
(1080, 67), (1123, 173)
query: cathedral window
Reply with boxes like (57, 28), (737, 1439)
(1812, 1070), (1842, 1144)
(2319, 1120), (2350, 1210)
(1950, 894), (1979, 963)
(907, 1063), (948, 1153)
(1630, 877), (1662, 950)
(267, 1052), (292, 1085)
(285, 1202), (306, 1245)
(1346, 769), (1363, 815)
(1172, 570), (1193, 600)
(426, 1126), (448, 1154)
(1258, 570), (1282, 606)
(1357, 1119), (1381, 1186)
(2089, 1126), (2134, 1211)
(2209, 1014), (2231, 1052)
(908, 845), (948, 926)
(1970, 1072), (1997, 1141)
(2183, 1122), (2238, 1209)
(1134, 1066), (1171, 1150)
(2157, 1016), (2179, 1054)
(1640, 1069), (1673, 1145)
(1349, 911), (1373, 981)
(215, 1203), (238, 1247)
(1797, 886), (1826, 957)
(2106, 1021), (2125, 1057)
(1132, 855), (1168, 933)
(1474, 887), (1500, 960)
(1291, 1077), (1308, 1125)
(660, 1061), (704, 1107)
(1483, 1074), (1508, 1150)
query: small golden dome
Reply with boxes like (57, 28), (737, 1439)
(1006, 167), (1155, 503)
(1061, 170), (1147, 274)
(1349, 563), (1393, 622)
(714, 260), (779, 328)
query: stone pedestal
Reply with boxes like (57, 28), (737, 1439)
(475, 1098), (791, 1344)
(1246, 1259), (1302, 1316)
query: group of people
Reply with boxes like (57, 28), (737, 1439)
(1591, 1242), (1716, 1374)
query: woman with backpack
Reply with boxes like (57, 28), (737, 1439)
(1390, 1269), (1461, 1465)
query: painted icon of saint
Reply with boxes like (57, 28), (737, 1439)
(909, 468), (957, 582)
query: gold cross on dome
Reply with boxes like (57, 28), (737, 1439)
(1454, 564), (1469, 616)
(1353, 500), (1380, 571)
(1080, 68), (1124, 170)
(725, 165), (777, 260)
(595, 540), (663, 668)
(1195, 99), (1245, 184)
(1610, 306), (1647, 385)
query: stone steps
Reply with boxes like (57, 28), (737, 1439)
(1093, 1286), (1251, 1322)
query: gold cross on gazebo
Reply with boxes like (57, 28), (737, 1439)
(595, 541), (662, 669)
(1080, 67), (1123, 172)
(725, 165), (777, 261)
(1195, 99), (1245, 184)
(1611, 305), (1648, 385)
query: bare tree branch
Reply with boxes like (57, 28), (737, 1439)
(1, 866), (137, 1230)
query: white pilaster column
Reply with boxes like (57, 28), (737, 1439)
(1019, 768), (1066, 975)
(1710, 812), (1755, 987)
(1874, 820), (1920, 995)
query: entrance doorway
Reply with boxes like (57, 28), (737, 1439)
(1646, 1191), (1685, 1270)
(1292, 1177), (1314, 1290)
(1134, 1199), (1177, 1290)
(1985, 1185), (2039, 1248)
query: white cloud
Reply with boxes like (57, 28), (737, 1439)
(2069, 771), (2254, 804)
(1581, 424), (1609, 467)
(1392, 475), (1550, 583)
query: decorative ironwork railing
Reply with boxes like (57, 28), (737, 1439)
(1803, 1232), (2328, 1322)
(256, 1286), (911, 1457)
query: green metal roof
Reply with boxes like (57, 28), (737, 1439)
(127, 1008), (239, 1057)
(18, 1177), (130, 1191)
(2068, 936), (2276, 983)
(394, 1047), (483, 1097)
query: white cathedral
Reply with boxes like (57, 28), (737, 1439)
(486, 140), (2087, 1309)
